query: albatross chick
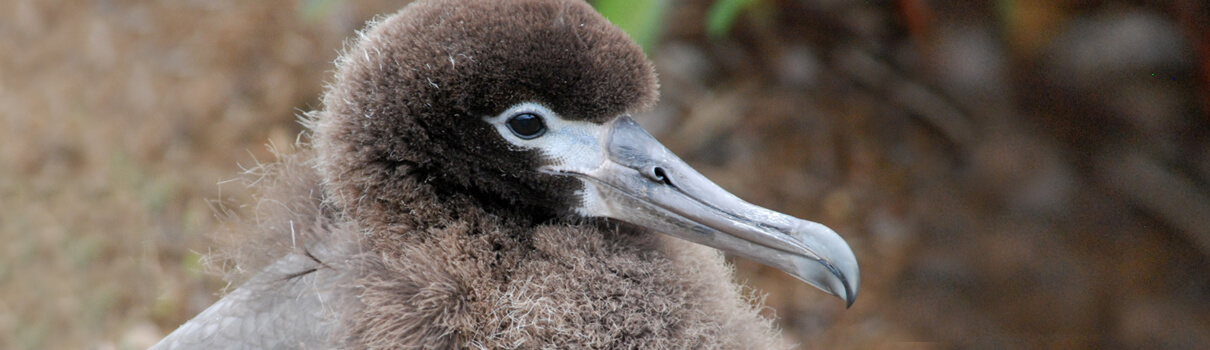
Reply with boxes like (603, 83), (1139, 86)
(153, 0), (859, 348)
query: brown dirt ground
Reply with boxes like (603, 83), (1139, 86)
(2, 0), (1208, 349)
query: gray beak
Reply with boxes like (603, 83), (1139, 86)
(546, 116), (859, 307)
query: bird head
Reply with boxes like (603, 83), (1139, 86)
(315, 0), (859, 307)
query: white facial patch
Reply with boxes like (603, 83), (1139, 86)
(483, 102), (614, 216)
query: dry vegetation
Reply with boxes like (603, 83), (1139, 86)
(2, 0), (1207, 349)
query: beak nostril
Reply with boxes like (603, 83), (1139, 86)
(641, 165), (670, 185)
(652, 166), (673, 187)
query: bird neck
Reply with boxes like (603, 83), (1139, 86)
(333, 161), (549, 245)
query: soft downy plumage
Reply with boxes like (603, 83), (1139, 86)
(153, 0), (857, 348)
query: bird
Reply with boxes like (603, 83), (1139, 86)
(152, 0), (858, 348)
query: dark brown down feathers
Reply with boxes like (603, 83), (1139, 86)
(315, 0), (658, 228)
(221, 0), (791, 348)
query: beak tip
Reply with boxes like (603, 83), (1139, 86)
(838, 269), (857, 309)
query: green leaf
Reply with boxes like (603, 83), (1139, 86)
(706, 0), (760, 39)
(593, 0), (671, 53)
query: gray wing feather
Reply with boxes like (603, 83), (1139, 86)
(150, 253), (348, 350)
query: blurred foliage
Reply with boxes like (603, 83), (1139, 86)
(299, 0), (343, 22)
(592, 0), (671, 53)
(706, 0), (760, 39)
(594, 0), (762, 52)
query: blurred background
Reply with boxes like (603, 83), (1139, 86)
(1, 0), (1207, 348)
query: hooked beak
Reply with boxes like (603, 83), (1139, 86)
(544, 116), (859, 307)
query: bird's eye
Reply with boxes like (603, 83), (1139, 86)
(506, 113), (546, 139)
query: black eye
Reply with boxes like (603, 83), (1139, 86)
(506, 113), (546, 139)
